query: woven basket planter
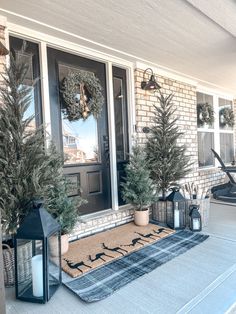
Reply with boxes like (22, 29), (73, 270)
(2, 241), (32, 287)
(152, 200), (167, 223)
(152, 197), (210, 227)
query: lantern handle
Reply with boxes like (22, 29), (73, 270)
(169, 186), (180, 192)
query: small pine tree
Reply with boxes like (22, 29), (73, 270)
(121, 144), (158, 210)
(146, 91), (191, 199)
(0, 46), (84, 236)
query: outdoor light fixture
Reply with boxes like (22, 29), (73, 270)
(189, 205), (202, 232)
(166, 187), (186, 230)
(0, 41), (9, 56)
(141, 68), (161, 90)
(14, 201), (61, 303)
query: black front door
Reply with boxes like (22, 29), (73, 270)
(47, 48), (111, 214)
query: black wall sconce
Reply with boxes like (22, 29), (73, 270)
(141, 68), (161, 91)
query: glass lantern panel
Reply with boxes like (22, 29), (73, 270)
(192, 218), (201, 230)
(177, 201), (186, 229)
(16, 239), (44, 301)
(48, 232), (61, 299)
(166, 201), (186, 229)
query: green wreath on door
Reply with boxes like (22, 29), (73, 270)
(61, 71), (104, 121)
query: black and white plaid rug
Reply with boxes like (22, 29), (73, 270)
(62, 230), (209, 302)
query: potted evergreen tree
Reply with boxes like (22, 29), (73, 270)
(146, 91), (191, 222)
(45, 177), (86, 255)
(121, 143), (158, 226)
(0, 45), (85, 285)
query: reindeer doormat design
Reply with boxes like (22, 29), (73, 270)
(62, 222), (174, 278)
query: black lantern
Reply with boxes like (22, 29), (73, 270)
(189, 205), (202, 232)
(166, 187), (186, 230)
(14, 202), (61, 303)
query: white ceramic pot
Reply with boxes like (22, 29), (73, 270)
(134, 208), (149, 226)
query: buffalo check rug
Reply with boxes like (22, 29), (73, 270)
(62, 229), (209, 302)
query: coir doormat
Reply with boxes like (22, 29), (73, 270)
(62, 230), (209, 302)
(62, 222), (174, 278)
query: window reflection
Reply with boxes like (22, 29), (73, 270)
(62, 115), (99, 164)
(220, 133), (234, 164)
(113, 77), (128, 162)
(114, 77), (125, 162)
(59, 63), (99, 165)
(198, 132), (214, 167)
(16, 51), (36, 130)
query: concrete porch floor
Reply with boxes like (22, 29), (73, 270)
(5, 201), (236, 314)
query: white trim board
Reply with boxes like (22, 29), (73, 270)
(7, 22), (134, 69)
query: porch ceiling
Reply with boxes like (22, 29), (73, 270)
(1, 0), (236, 94)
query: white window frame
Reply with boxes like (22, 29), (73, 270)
(197, 88), (234, 170)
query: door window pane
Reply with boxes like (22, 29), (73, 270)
(62, 116), (99, 164)
(198, 132), (214, 167)
(220, 133), (234, 164)
(59, 63), (99, 165)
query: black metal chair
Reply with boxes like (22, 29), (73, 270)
(211, 148), (236, 202)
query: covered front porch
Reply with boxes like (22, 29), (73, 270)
(5, 201), (236, 313)
(1, 0), (236, 313)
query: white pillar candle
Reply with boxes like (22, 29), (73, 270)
(32, 254), (43, 297)
(193, 219), (200, 230)
(174, 209), (180, 228)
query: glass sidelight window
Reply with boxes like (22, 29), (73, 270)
(10, 36), (42, 129)
(113, 66), (129, 205)
(113, 76), (129, 162)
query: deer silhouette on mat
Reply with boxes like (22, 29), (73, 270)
(102, 243), (128, 256)
(153, 228), (169, 237)
(135, 232), (158, 240)
(89, 251), (113, 262)
(121, 237), (149, 247)
(64, 258), (92, 274)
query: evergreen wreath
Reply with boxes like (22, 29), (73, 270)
(61, 71), (104, 121)
(197, 102), (214, 126)
(219, 107), (234, 127)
